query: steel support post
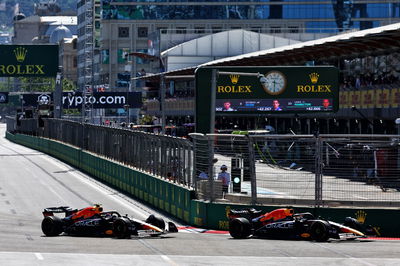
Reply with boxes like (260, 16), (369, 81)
(314, 137), (323, 207)
(247, 136), (258, 205)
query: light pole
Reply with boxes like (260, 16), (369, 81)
(54, 66), (63, 118)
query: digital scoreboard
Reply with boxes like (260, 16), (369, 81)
(195, 66), (339, 133)
(197, 66), (339, 114)
(216, 98), (333, 112)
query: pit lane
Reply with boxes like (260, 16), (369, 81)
(1, 124), (400, 266)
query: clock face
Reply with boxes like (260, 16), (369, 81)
(260, 71), (287, 95)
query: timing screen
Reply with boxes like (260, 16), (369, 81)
(216, 98), (333, 112)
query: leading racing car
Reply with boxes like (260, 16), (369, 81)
(228, 208), (376, 241)
(41, 204), (178, 238)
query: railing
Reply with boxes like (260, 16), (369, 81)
(191, 133), (400, 206)
(7, 117), (400, 207)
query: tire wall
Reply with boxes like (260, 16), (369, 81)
(6, 132), (193, 224)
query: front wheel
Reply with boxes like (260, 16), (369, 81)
(309, 221), (330, 242)
(145, 214), (165, 231)
(41, 216), (63, 236)
(229, 218), (252, 239)
(113, 217), (132, 238)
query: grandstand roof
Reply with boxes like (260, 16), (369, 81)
(134, 22), (400, 81)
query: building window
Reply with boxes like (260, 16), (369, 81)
(194, 27), (205, 33)
(118, 48), (130, 64)
(73, 56), (77, 68)
(101, 50), (109, 64)
(72, 39), (77, 50)
(176, 27), (186, 34)
(212, 27), (222, 33)
(288, 26), (299, 33)
(270, 26), (281, 33)
(118, 27), (129, 38)
(251, 27), (261, 33)
(157, 27), (168, 34)
(138, 27), (148, 38)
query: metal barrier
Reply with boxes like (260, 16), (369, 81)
(191, 133), (400, 206)
(45, 119), (195, 188)
(6, 116), (400, 207)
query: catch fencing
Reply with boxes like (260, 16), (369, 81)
(191, 133), (400, 206)
(7, 117), (400, 207)
(9, 118), (195, 188)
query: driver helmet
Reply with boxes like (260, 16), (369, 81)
(221, 165), (228, 170)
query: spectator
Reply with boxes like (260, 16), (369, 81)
(198, 171), (208, 180)
(167, 172), (175, 182)
(217, 165), (231, 193)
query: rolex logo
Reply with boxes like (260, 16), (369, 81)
(229, 74), (240, 84)
(14, 47), (28, 62)
(309, 72), (319, 84)
(355, 210), (367, 224)
(225, 206), (231, 219)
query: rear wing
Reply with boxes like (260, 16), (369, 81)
(43, 206), (76, 217)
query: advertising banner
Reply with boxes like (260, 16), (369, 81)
(391, 88), (400, 108)
(339, 91), (349, 109)
(366, 90), (375, 108)
(22, 92), (142, 109)
(0, 45), (58, 77)
(382, 89), (390, 108)
(349, 91), (360, 108)
(375, 89), (390, 108)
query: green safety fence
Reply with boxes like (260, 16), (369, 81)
(6, 132), (400, 237)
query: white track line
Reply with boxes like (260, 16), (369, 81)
(34, 253), (43, 260)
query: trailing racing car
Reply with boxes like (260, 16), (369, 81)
(228, 208), (376, 241)
(41, 204), (178, 238)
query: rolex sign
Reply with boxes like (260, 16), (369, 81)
(0, 45), (59, 77)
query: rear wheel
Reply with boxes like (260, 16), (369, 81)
(113, 217), (132, 238)
(41, 216), (63, 236)
(145, 214), (165, 230)
(229, 218), (252, 239)
(309, 221), (330, 242)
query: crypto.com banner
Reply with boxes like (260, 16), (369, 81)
(22, 92), (142, 109)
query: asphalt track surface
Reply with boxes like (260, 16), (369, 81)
(1, 124), (400, 266)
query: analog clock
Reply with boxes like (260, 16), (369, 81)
(260, 71), (287, 95)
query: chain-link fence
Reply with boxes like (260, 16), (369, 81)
(7, 117), (400, 207)
(191, 133), (400, 206)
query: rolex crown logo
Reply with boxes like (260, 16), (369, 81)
(355, 210), (367, 224)
(225, 206), (231, 219)
(229, 74), (240, 84)
(14, 47), (28, 62)
(309, 72), (319, 84)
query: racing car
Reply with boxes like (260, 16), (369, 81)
(228, 208), (375, 241)
(41, 204), (178, 238)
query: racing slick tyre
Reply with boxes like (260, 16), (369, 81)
(41, 216), (63, 236)
(113, 217), (132, 239)
(229, 218), (252, 239)
(145, 214), (165, 231)
(309, 221), (330, 242)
